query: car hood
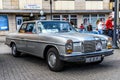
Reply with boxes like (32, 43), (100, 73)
(82, 33), (109, 40)
(50, 32), (102, 42)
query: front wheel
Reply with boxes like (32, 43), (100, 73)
(46, 47), (64, 72)
(11, 43), (21, 57)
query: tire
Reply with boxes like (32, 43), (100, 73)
(46, 47), (64, 72)
(11, 43), (21, 57)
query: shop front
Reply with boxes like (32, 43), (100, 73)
(0, 10), (111, 35)
(83, 14), (106, 30)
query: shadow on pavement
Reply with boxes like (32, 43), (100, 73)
(11, 53), (118, 72)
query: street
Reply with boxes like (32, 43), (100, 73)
(0, 43), (11, 54)
(0, 42), (120, 80)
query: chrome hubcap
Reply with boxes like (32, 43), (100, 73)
(48, 52), (56, 68)
(12, 45), (16, 55)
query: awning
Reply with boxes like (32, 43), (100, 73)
(0, 9), (112, 14)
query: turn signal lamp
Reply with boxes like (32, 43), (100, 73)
(107, 37), (112, 49)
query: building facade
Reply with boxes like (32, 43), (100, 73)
(0, 0), (112, 35)
(110, 0), (120, 25)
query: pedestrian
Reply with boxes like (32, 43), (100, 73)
(105, 16), (113, 38)
(102, 22), (107, 35)
(87, 23), (92, 32)
(96, 19), (103, 34)
(79, 23), (85, 32)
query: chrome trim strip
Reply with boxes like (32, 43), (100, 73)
(7, 37), (64, 46)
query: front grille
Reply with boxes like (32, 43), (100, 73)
(83, 41), (96, 53)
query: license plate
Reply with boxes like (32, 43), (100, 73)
(85, 56), (101, 63)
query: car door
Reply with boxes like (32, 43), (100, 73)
(16, 23), (27, 52)
(24, 22), (40, 55)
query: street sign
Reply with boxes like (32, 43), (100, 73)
(24, 4), (41, 9)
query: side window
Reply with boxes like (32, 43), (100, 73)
(25, 23), (36, 34)
(19, 23), (27, 33)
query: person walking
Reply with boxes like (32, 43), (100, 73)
(102, 22), (107, 35)
(106, 16), (113, 38)
(96, 19), (103, 34)
(87, 23), (92, 32)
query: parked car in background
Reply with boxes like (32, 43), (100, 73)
(5, 20), (114, 72)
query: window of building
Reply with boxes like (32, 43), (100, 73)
(91, 14), (97, 29)
(70, 15), (77, 27)
(22, 16), (38, 21)
(83, 15), (90, 29)
(62, 15), (69, 21)
(99, 14), (105, 22)
(53, 15), (60, 20)
(53, 14), (77, 27)
(0, 15), (9, 31)
(83, 14), (105, 30)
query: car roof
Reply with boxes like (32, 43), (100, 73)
(22, 20), (68, 23)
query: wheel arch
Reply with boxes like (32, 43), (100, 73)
(10, 40), (16, 47)
(43, 45), (59, 59)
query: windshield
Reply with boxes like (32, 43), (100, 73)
(37, 21), (76, 33)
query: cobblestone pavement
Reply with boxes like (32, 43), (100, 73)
(0, 43), (120, 80)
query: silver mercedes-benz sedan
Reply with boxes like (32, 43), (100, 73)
(5, 20), (113, 72)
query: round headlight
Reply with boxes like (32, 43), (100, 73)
(96, 42), (102, 51)
(65, 40), (73, 54)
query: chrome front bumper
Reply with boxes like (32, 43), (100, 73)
(60, 49), (114, 62)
